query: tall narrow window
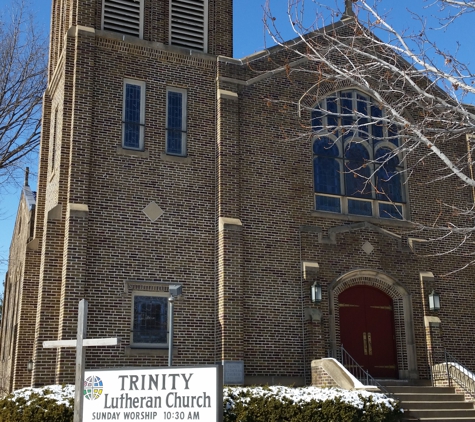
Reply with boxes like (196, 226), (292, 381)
(170, 0), (208, 52)
(102, 0), (143, 38)
(166, 87), (187, 156)
(132, 293), (168, 347)
(50, 108), (59, 172)
(123, 80), (145, 151)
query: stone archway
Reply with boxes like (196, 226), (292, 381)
(328, 269), (418, 379)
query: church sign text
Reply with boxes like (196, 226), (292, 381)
(83, 366), (222, 421)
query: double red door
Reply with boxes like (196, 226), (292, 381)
(339, 285), (398, 378)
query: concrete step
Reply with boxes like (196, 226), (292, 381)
(399, 401), (474, 410)
(378, 379), (432, 387)
(386, 385), (455, 394)
(403, 419), (475, 422)
(379, 381), (475, 421)
(408, 409), (475, 419)
(394, 392), (466, 402)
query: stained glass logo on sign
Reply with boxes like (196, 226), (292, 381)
(84, 375), (103, 400)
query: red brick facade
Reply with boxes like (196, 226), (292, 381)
(1, 0), (474, 392)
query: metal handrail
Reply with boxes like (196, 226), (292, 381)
(337, 345), (390, 395)
(430, 349), (475, 400)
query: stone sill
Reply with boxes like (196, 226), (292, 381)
(160, 152), (192, 164)
(310, 210), (415, 229)
(125, 347), (178, 357)
(117, 146), (149, 158)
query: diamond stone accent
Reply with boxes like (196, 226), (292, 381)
(362, 241), (374, 255)
(143, 202), (164, 222)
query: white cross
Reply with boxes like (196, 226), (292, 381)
(43, 299), (120, 422)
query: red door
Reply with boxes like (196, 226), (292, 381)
(339, 285), (398, 378)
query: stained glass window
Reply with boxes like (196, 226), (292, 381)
(123, 80), (145, 150)
(166, 88), (187, 156)
(312, 90), (405, 219)
(133, 295), (168, 345)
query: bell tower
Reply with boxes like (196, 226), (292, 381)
(30, 0), (234, 386)
(49, 0), (233, 74)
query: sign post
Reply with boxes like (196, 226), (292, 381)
(43, 299), (120, 422)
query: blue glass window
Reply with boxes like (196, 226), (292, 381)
(356, 94), (369, 138)
(326, 96), (338, 128)
(348, 199), (372, 216)
(123, 83), (144, 149)
(375, 148), (403, 203)
(312, 90), (406, 218)
(166, 89), (187, 155)
(345, 143), (371, 198)
(133, 295), (168, 345)
(314, 157), (340, 194)
(371, 105), (383, 141)
(316, 195), (341, 213)
(379, 203), (403, 219)
(313, 138), (341, 196)
(341, 92), (353, 129)
(312, 110), (323, 131)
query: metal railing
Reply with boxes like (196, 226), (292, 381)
(429, 349), (475, 400)
(336, 345), (390, 395)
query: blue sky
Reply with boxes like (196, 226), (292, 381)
(0, 0), (474, 281)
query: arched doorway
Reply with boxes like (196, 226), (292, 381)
(339, 285), (398, 378)
(328, 269), (418, 379)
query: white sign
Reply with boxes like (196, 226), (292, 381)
(83, 366), (222, 422)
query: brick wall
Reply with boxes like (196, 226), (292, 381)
(2, 1), (475, 392)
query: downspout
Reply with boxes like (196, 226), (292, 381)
(298, 229), (307, 384)
(214, 59), (218, 366)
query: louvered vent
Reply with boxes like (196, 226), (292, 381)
(102, 0), (143, 38)
(170, 0), (208, 52)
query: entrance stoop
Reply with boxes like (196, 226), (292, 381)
(379, 380), (475, 422)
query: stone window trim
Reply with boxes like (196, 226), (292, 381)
(312, 89), (409, 221)
(160, 152), (192, 164)
(124, 346), (178, 356)
(116, 145), (149, 158)
(122, 78), (146, 152)
(165, 86), (188, 157)
(310, 209), (414, 229)
(125, 280), (183, 352)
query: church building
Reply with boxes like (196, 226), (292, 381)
(1, 0), (474, 393)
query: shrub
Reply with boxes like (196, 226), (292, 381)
(223, 386), (403, 422)
(0, 385), (74, 422)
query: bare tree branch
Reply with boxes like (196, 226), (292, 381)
(260, 0), (475, 268)
(0, 0), (47, 185)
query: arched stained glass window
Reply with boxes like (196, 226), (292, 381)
(312, 90), (406, 219)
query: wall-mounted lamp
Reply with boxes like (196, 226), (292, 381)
(428, 290), (441, 311)
(27, 359), (34, 372)
(311, 282), (322, 303)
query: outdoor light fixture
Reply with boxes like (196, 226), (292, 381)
(27, 360), (34, 372)
(169, 284), (182, 298)
(428, 290), (441, 311)
(311, 282), (322, 303)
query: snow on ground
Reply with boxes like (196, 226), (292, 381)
(223, 385), (398, 410)
(10, 384), (74, 406)
(9, 384), (397, 411)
